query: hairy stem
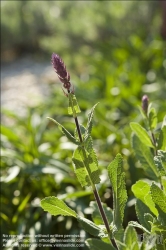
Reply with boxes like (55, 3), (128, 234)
(93, 187), (111, 234)
(74, 116), (115, 246)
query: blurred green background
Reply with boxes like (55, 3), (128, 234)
(1, 1), (166, 249)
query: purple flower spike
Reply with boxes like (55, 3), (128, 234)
(51, 53), (72, 92)
(142, 95), (149, 114)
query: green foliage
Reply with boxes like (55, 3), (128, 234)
(77, 216), (107, 238)
(130, 122), (154, 148)
(86, 239), (116, 250)
(72, 146), (101, 187)
(124, 225), (139, 250)
(131, 134), (158, 179)
(68, 94), (81, 117)
(86, 238), (116, 250)
(41, 196), (77, 217)
(158, 125), (166, 151)
(132, 180), (158, 216)
(1, 2), (166, 249)
(107, 154), (127, 231)
(148, 108), (158, 130)
(47, 117), (79, 145)
(90, 201), (113, 226)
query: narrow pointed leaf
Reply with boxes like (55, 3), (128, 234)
(135, 199), (152, 232)
(85, 103), (98, 137)
(158, 125), (166, 151)
(132, 180), (158, 216)
(144, 213), (154, 229)
(128, 221), (150, 234)
(84, 136), (98, 167)
(124, 225), (139, 250)
(107, 154), (127, 229)
(131, 134), (158, 179)
(150, 183), (166, 213)
(40, 196), (77, 217)
(156, 206), (166, 227)
(86, 238), (116, 250)
(68, 94), (81, 116)
(47, 117), (79, 145)
(72, 146), (100, 187)
(12, 193), (31, 223)
(77, 216), (107, 237)
(154, 150), (166, 177)
(130, 122), (154, 148)
(148, 108), (157, 130)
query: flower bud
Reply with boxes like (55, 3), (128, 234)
(142, 95), (149, 114)
(51, 53), (71, 92)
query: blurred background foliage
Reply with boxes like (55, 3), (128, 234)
(1, 1), (166, 249)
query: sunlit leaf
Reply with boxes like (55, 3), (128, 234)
(124, 225), (139, 250)
(148, 107), (157, 130)
(77, 216), (107, 237)
(86, 238), (115, 250)
(47, 117), (79, 144)
(150, 183), (166, 213)
(132, 180), (158, 216)
(107, 154), (127, 230)
(131, 134), (158, 179)
(41, 196), (77, 217)
(68, 94), (81, 117)
(72, 146), (100, 187)
(158, 126), (166, 151)
(130, 122), (154, 148)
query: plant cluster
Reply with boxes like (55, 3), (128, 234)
(41, 54), (166, 249)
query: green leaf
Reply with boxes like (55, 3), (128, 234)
(150, 220), (166, 233)
(114, 228), (125, 249)
(130, 122), (154, 148)
(68, 93), (81, 117)
(135, 199), (152, 232)
(40, 196), (77, 217)
(12, 193), (31, 223)
(154, 150), (166, 177)
(131, 134), (158, 179)
(158, 124), (166, 151)
(72, 146), (100, 187)
(90, 201), (113, 225)
(107, 154), (127, 229)
(86, 238), (116, 250)
(150, 183), (166, 213)
(77, 216), (107, 237)
(1, 125), (19, 141)
(85, 103), (99, 138)
(156, 206), (166, 227)
(84, 136), (98, 167)
(47, 117), (79, 145)
(148, 108), (157, 130)
(124, 225), (139, 250)
(74, 124), (86, 141)
(161, 177), (166, 195)
(128, 221), (150, 234)
(144, 213), (155, 229)
(132, 180), (158, 216)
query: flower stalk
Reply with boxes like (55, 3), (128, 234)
(52, 53), (115, 246)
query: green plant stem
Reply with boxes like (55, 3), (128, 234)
(74, 117), (83, 143)
(74, 116), (116, 247)
(93, 186), (111, 234)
